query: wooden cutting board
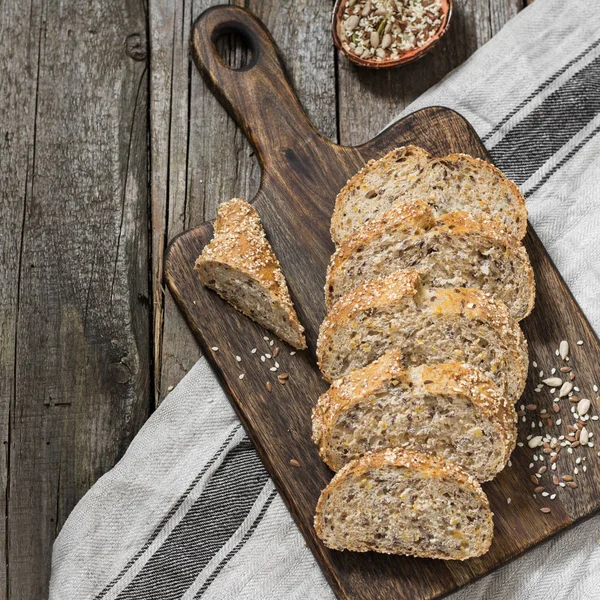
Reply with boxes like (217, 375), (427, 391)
(165, 6), (600, 599)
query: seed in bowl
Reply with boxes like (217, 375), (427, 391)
(341, 0), (444, 62)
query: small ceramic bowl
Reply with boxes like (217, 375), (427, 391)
(332, 0), (453, 69)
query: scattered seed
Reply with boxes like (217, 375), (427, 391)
(290, 351), (296, 355)
(540, 507), (551, 514)
(553, 404), (561, 414)
(567, 481), (578, 489)
(270, 366), (277, 372)
(530, 475), (539, 485)
(538, 466), (547, 474)
(239, 373), (245, 379)
(273, 347), (280, 358)
(577, 398), (591, 416)
(580, 427), (590, 444)
(559, 382), (573, 397)
(562, 475), (574, 482)
(553, 475), (560, 485)
(577, 340), (584, 345)
(251, 348), (257, 354)
(290, 459), (300, 467)
(261, 356), (266, 362)
(543, 377), (563, 387)
(559, 340), (569, 360)
(236, 355), (241, 362)
(560, 366), (571, 373)
(534, 486), (545, 493)
(507, 497), (511, 504)
(528, 436), (543, 448)
(526, 404), (538, 411)
(550, 454), (559, 464)
(278, 373), (289, 380)
(211, 346), (219, 351)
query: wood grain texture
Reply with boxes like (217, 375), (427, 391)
(337, 0), (522, 145)
(0, 1), (151, 597)
(166, 6), (599, 600)
(150, 0), (336, 402)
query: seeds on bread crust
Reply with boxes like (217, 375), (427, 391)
(317, 270), (528, 401)
(314, 447), (494, 559)
(326, 199), (535, 320)
(312, 349), (517, 481)
(195, 198), (306, 349)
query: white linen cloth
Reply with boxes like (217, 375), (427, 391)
(50, 0), (600, 598)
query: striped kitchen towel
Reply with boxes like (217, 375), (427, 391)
(50, 0), (600, 598)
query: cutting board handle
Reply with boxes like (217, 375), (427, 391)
(191, 5), (327, 171)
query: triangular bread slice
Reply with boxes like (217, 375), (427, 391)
(313, 350), (517, 481)
(314, 447), (494, 559)
(325, 199), (535, 320)
(330, 145), (431, 246)
(317, 270), (528, 401)
(330, 148), (527, 245)
(195, 198), (306, 349)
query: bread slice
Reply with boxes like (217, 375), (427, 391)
(325, 200), (535, 320)
(314, 447), (494, 559)
(330, 145), (431, 246)
(313, 350), (517, 481)
(401, 153), (527, 240)
(195, 198), (306, 349)
(330, 149), (527, 245)
(317, 270), (528, 402)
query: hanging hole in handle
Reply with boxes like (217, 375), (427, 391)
(213, 24), (256, 71)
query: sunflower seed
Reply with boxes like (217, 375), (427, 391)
(528, 436), (543, 448)
(559, 382), (573, 397)
(381, 33), (392, 48)
(580, 426), (590, 444)
(346, 15), (360, 30)
(559, 340), (569, 359)
(370, 31), (380, 48)
(543, 377), (563, 387)
(577, 398), (591, 416)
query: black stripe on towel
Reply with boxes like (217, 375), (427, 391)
(115, 438), (270, 600)
(194, 488), (278, 599)
(482, 37), (600, 142)
(489, 53), (600, 184)
(94, 424), (242, 600)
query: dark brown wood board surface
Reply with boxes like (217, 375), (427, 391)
(165, 6), (600, 600)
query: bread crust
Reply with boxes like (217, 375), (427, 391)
(330, 145), (431, 246)
(195, 198), (306, 349)
(330, 148), (528, 245)
(325, 199), (535, 319)
(317, 270), (529, 399)
(312, 350), (517, 477)
(314, 447), (494, 559)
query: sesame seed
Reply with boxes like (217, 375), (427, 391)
(211, 347), (219, 351)
(239, 373), (245, 379)
(290, 351), (296, 355)
(251, 348), (257, 354)
(507, 498), (511, 504)
(577, 340), (584, 345)
(236, 355), (241, 362)
(261, 356), (266, 362)
(270, 366), (277, 372)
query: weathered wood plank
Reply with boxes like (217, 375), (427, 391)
(337, 0), (523, 146)
(151, 0), (337, 402)
(0, 0), (45, 594)
(2, 1), (151, 597)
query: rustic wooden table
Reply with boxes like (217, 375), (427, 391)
(0, 0), (529, 597)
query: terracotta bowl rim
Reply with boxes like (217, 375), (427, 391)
(331, 0), (453, 69)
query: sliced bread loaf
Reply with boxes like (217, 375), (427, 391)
(313, 350), (517, 481)
(330, 145), (431, 246)
(195, 198), (306, 349)
(314, 447), (494, 559)
(331, 150), (527, 245)
(325, 200), (535, 320)
(317, 270), (528, 401)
